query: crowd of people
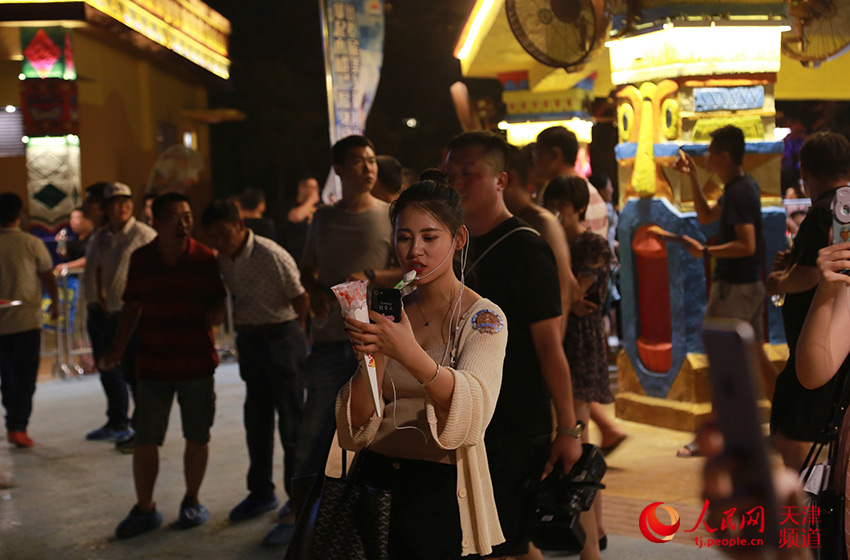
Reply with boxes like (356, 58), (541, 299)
(2, 122), (850, 558)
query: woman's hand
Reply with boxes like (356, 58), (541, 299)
(344, 307), (417, 363)
(570, 298), (598, 317)
(816, 241), (850, 286)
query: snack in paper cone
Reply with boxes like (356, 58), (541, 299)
(331, 280), (368, 314)
(331, 280), (382, 417)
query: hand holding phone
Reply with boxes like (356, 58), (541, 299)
(673, 148), (696, 177)
(370, 288), (402, 323)
(832, 186), (850, 244)
(702, 319), (779, 548)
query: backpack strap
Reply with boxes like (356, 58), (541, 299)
(465, 226), (539, 276)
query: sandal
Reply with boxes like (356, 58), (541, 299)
(600, 434), (627, 456)
(676, 440), (700, 458)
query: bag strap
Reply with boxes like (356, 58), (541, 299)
(801, 366), (850, 480)
(465, 226), (539, 276)
(341, 448), (367, 481)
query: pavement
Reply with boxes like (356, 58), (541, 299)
(0, 360), (725, 559)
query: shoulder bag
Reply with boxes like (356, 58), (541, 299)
(285, 448), (391, 560)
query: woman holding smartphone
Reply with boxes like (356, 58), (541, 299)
(337, 178), (508, 558)
(542, 176), (614, 410)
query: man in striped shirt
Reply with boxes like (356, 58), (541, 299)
(102, 192), (226, 539)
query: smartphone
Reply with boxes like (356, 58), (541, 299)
(832, 186), (850, 244)
(831, 187), (850, 274)
(702, 319), (779, 547)
(370, 288), (402, 323)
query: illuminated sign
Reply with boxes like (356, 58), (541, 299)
(606, 26), (784, 85)
(498, 118), (593, 145)
(2, 0), (231, 79)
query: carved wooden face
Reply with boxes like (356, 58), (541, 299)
(615, 79), (783, 208)
(616, 80), (680, 201)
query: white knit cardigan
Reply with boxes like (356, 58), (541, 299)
(336, 297), (507, 556)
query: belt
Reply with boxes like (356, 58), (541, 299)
(235, 321), (294, 335)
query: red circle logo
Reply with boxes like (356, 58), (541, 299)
(639, 502), (681, 543)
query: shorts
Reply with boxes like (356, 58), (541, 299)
(705, 279), (765, 341)
(485, 434), (550, 557)
(134, 376), (216, 445)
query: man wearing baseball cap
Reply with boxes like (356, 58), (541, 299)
(84, 182), (156, 449)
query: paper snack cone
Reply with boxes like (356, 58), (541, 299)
(331, 280), (382, 417)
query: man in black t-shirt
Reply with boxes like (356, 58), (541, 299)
(766, 132), (850, 470)
(675, 125), (776, 458)
(678, 125), (765, 338)
(445, 132), (588, 558)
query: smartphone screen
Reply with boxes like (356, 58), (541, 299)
(702, 319), (779, 547)
(370, 288), (402, 323)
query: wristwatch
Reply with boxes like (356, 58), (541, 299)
(556, 420), (586, 438)
(364, 269), (376, 282)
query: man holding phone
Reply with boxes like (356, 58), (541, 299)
(675, 125), (773, 457)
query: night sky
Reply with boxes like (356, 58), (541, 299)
(205, 0), (477, 217)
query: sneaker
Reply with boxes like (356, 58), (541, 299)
(262, 523), (296, 546)
(277, 499), (292, 520)
(229, 494), (279, 522)
(115, 434), (136, 454)
(113, 428), (134, 443)
(86, 426), (120, 441)
(115, 505), (162, 539)
(7, 431), (33, 448)
(177, 500), (210, 529)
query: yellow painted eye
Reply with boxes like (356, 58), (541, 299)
(618, 103), (635, 143)
(661, 98), (679, 141)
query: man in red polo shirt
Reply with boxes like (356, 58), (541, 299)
(101, 192), (226, 539)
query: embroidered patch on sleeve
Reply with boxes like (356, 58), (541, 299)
(471, 309), (504, 334)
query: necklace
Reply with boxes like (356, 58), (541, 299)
(415, 289), (459, 327)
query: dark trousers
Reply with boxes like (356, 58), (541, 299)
(87, 307), (137, 430)
(236, 321), (307, 497)
(293, 340), (358, 479)
(0, 329), (41, 432)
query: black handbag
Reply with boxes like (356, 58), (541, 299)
(528, 443), (607, 552)
(284, 449), (391, 560)
(801, 367), (850, 560)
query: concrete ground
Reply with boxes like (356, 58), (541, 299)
(0, 362), (724, 560)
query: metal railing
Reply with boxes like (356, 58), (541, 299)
(42, 266), (89, 379)
(41, 267), (239, 375)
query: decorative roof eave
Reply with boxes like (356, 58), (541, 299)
(0, 0), (230, 79)
(454, 0), (613, 98)
(455, 0), (850, 101)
